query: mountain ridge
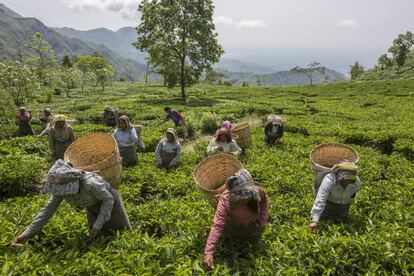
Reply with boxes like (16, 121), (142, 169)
(0, 9), (146, 80)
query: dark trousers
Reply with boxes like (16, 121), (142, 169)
(321, 201), (350, 222)
(86, 188), (131, 235)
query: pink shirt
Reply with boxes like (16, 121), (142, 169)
(204, 187), (268, 258)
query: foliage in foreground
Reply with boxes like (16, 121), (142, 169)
(0, 80), (413, 274)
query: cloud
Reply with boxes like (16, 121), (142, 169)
(214, 16), (234, 25)
(337, 19), (358, 28)
(237, 20), (267, 28)
(63, 0), (139, 20)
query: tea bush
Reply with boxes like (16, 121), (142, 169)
(0, 80), (413, 274)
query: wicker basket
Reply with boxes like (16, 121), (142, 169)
(231, 122), (252, 149)
(64, 132), (122, 188)
(193, 154), (243, 208)
(310, 143), (359, 192)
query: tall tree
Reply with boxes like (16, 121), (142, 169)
(290, 62), (325, 85)
(388, 31), (414, 67)
(75, 54), (115, 91)
(135, 0), (224, 99)
(349, 62), (364, 80)
(24, 32), (56, 83)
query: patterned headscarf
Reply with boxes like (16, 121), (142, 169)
(42, 160), (84, 196)
(118, 115), (132, 129)
(226, 169), (259, 204)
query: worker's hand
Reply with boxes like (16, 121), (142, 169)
(11, 234), (28, 246)
(203, 255), (215, 269)
(216, 147), (223, 152)
(309, 222), (318, 232)
(89, 228), (100, 237)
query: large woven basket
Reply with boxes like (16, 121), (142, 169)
(64, 132), (122, 188)
(310, 143), (359, 192)
(193, 154), (243, 208)
(231, 122), (252, 149)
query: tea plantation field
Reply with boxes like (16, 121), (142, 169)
(1, 79), (413, 274)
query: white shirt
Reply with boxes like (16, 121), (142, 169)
(206, 138), (242, 156)
(113, 128), (140, 148)
(311, 172), (362, 222)
(154, 138), (181, 166)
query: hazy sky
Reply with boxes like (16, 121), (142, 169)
(2, 0), (414, 73)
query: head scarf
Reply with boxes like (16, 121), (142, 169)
(165, 128), (178, 142)
(51, 114), (67, 128)
(215, 127), (232, 143)
(221, 120), (232, 130)
(43, 108), (52, 115)
(54, 115), (67, 122)
(333, 160), (358, 182)
(42, 160), (84, 196)
(118, 115), (132, 130)
(226, 169), (259, 204)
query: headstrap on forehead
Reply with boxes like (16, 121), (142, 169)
(333, 160), (358, 172)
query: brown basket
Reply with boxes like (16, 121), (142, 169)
(310, 143), (359, 192)
(64, 132), (122, 188)
(310, 143), (359, 169)
(231, 122), (252, 149)
(193, 154), (243, 208)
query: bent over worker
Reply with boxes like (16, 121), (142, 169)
(11, 160), (131, 245)
(309, 160), (362, 232)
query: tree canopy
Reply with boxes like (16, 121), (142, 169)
(290, 62), (326, 85)
(135, 0), (224, 99)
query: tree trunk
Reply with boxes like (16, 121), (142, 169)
(180, 56), (186, 99)
(145, 62), (149, 83)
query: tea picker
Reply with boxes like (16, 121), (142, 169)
(11, 160), (131, 246)
(155, 128), (182, 169)
(16, 107), (34, 136)
(48, 115), (76, 161)
(309, 143), (362, 232)
(193, 154), (268, 270)
(206, 128), (242, 156)
(113, 115), (145, 166)
(102, 106), (119, 127)
(156, 107), (188, 138)
(264, 115), (285, 145)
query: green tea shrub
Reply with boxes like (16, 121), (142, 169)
(0, 151), (47, 197)
(200, 113), (219, 134)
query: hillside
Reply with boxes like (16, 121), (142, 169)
(213, 58), (278, 74)
(357, 51), (414, 81)
(219, 68), (346, 86)
(53, 27), (282, 75)
(0, 9), (146, 80)
(52, 26), (146, 64)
